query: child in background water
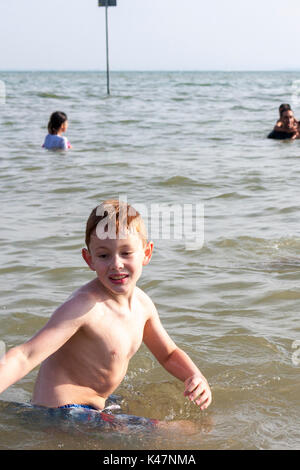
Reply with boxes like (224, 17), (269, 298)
(42, 111), (72, 150)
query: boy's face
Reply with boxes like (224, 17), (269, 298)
(82, 231), (153, 297)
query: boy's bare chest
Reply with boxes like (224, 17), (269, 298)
(83, 308), (145, 361)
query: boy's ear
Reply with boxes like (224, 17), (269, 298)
(143, 241), (154, 266)
(82, 248), (95, 271)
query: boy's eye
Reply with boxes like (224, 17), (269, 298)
(122, 251), (133, 256)
(98, 254), (108, 259)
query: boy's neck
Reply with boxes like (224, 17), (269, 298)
(93, 278), (136, 311)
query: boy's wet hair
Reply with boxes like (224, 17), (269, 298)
(85, 200), (147, 249)
(48, 111), (68, 135)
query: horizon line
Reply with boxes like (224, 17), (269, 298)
(1, 69), (300, 73)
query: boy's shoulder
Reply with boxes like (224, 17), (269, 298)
(135, 286), (158, 319)
(68, 279), (105, 305)
(59, 280), (104, 317)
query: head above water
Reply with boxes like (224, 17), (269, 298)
(281, 109), (295, 129)
(279, 103), (291, 118)
(48, 111), (68, 135)
(85, 200), (148, 250)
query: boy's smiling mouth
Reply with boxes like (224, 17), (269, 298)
(109, 274), (129, 284)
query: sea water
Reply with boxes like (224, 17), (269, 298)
(0, 71), (300, 450)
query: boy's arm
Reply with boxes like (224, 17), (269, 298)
(0, 294), (89, 395)
(143, 302), (212, 410)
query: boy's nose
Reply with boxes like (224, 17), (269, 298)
(110, 254), (124, 269)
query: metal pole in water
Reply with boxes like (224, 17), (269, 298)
(98, 0), (116, 95)
(105, 0), (110, 95)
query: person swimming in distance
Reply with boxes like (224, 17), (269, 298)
(268, 104), (299, 140)
(42, 111), (72, 151)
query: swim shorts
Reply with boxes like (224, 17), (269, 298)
(58, 404), (97, 410)
(57, 403), (159, 427)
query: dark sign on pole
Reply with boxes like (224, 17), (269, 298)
(98, 0), (117, 6)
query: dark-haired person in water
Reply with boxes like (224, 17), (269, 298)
(268, 104), (299, 140)
(42, 111), (72, 150)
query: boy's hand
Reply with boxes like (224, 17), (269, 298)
(184, 374), (212, 410)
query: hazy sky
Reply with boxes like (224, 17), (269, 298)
(1, 0), (300, 71)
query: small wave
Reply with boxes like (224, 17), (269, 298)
(209, 236), (300, 273)
(230, 105), (254, 111)
(116, 95), (134, 100)
(118, 119), (140, 125)
(278, 206), (299, 214)
(210, 191), (248, 200)
(174, 82), (197, 87)
(251, 289), (300, 305)
(174, 82), (212, 87)
(36, 92), (70, 99)
(213, 235), (300, 250)
(51, 186), (86, 194)
(267, 258), (300, 268)
(171, 97), (187, 102)
(23, 166), (43, 172)
(101, 162), (130, 168)
(158, 175), (199, 187)
(208, 137), (232, 142)
(0, 265), (31, 275)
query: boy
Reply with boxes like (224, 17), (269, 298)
(0, 200), (211, 415)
